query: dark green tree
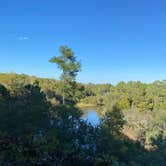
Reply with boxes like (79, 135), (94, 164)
(0, 84), (10, 111)
(49, 46), (81, 105)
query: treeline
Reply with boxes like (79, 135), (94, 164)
(0, 73), (112, 106)
(80, 80), (166, 110)
(82, 81), (166, 148)
(0, 73), (166, 165)
(0, 73), (85, 106)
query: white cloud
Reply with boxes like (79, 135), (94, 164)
(18, 36), (30, 40)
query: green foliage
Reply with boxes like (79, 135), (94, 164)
(1, 73), (166, 165)
(0, 84), (10, 111)
(102, 105), (125, 135)
(0, 73), (86, 106)
(49, 46), (81, 105)
(0, 83), (49, 137)
(118, 96), (130, 110)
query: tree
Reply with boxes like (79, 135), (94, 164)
(49, 46), (81, 105)
(0, 84), (10, 111)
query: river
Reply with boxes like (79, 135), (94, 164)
(81, 109), (100, 126)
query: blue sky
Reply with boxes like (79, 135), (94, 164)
(0, 0), (166, 84)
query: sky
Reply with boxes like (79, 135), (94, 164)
(0, 0), (166, 84)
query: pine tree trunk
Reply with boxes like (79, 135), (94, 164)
(62, 95), (65, 105)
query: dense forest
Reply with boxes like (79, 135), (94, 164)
(0, 47), (166, 165)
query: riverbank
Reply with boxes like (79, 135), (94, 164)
(76, 102), (97, 109)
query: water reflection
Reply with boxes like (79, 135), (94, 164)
(81, 109), (100, 126)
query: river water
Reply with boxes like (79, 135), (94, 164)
(81, 109), (100, 126)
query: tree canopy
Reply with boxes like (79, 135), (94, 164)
(49, 46), (81, 105)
